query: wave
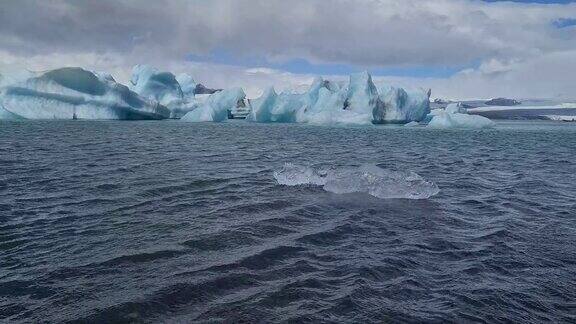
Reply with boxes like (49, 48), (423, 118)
(273, 163), (439, 199)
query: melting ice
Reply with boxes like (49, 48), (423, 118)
(274, 163), (440, 200)
(426, 103), (495, 129)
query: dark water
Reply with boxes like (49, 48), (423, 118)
(1, 120), (576, 323)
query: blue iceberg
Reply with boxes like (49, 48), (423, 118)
(181, 88), (247, 122)
(0, 67), (170, 120)
(247, 71), (431, 125)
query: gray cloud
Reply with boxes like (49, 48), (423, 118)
(1, 0), (576, 99)
(1, 0), (575, 67)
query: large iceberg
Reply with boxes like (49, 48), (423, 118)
(247, 71), (430, 125)
(0, 102), (23, 120)
(344, 72), (384, 124)
(427, 103), (495, 129)
(0, 67), (170, 120)
(130, 65), (226, 118)
(0, 66), (435, 124)
(181, 88), (247, 122)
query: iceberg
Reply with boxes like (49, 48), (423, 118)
(345, 72), (384, 124)
(246, 87), (280, 122)
(0, 66), (434, 124)
(378, 86), (431, 123)
(0, 102), (23, 120)
(247, 71), (430, 125)
(246, 87), (305, 123)
(181, 87), (247, 122)
(302, 86), (360, 125)
(274, 163), (440, 200)
(0, 67), (170, 120)
(427, 103), (495, 129)
(130, 64), (183, 106)
(428, 111), (495, 128)
(130, 65), (225, 119)
(130, 65), (199, 118)
(0, 69), (35, 88)
(176, 73), (197, 99)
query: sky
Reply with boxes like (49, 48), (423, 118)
(0, 0), (575, 99)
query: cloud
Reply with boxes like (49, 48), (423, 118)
(1, 0), (576, 99)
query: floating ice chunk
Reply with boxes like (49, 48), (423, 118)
(273, 163), (327, 186)
(0, 67), (170, 120)
(181, 87), (246, 122)
(404, 121), (419, 127)
(274, 163), (439, 199)
(425, 101), (494, 128)
(427, 110), (495, 129)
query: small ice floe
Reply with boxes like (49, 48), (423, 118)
(273, 163), (439, 199)
(427, 103), (495, 129)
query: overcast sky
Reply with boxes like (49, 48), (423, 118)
(1, 0), (575, 99)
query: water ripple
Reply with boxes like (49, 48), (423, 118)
(1, 120), (576, 323)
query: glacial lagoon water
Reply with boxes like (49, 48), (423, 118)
(1, 120), (575, 323)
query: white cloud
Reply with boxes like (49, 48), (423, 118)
(1, 0), (575, 99)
